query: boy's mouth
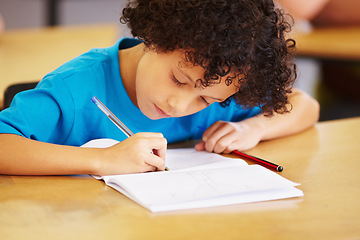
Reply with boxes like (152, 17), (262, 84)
(154, 104), (171, 118)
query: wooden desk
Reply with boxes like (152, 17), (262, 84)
(0, 24), (117, 109)
(1, 117), (359, 240)
(295, 26), (360, 60)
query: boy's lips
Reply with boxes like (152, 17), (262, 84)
(154, 104), (171, 117)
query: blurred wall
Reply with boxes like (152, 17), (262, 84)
(0, 0), (127, 29)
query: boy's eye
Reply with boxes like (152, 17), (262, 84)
(172, 75), (186, 87)
(201, 96), (210, 105)
(172, 74), (209, 105)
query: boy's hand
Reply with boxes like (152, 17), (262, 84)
(194, 119), (263, 153)
(96, 132), (167, 175)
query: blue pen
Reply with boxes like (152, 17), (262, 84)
(91, 96), (133, 137)
(197, 126), (207, 132)
(91, 96), (169, 171)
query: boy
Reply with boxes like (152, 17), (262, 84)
(0, 0), (319, 176)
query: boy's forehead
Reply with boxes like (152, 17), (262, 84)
(203, 76), (238, 101)
(178, 59), (241, 87)
(172, 48), (242, 83)
(176, 63), (238, 99)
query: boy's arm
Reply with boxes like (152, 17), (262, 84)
(249, 88), (320, 141)
(276, 0), (360, 26)
(275, 0), (329, 21)
(195, 89), (320, 153)
(0, 133), (167, 176)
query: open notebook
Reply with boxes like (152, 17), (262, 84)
(82, 139), (303, 212)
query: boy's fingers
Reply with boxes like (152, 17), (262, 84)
(194, 141), (205, 151)
(135, 132), (164, 138)
(132, 132), (167, 159)
(142, 164), (157, 173)
(144, 154), (166, 171)
(129, 132), (168, 171)
(203, 122), (238, 153)
(149, 137), (167, 160)
(212, 131), (239, 153)
(202, 121), (223, 141)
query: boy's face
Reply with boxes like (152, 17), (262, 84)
(135, 49), (238, 120)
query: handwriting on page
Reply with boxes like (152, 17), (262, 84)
(84, 139), (303, 212)
(109, 165), (298, 207)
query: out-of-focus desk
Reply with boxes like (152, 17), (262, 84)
(1, 117), (360, 240)
(1, 24), (360, 109)
(295, 26), (360, 60)
(295, 26), (360, 121)
(0, 24), (117, 109)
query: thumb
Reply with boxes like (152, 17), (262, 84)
(194, 141), (205, 151)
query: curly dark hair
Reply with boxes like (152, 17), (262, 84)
(120, 0), (296, 116)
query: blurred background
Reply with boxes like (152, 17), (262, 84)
(0, 0), (359, 121)
(276, 0), (360, 122)
(0, 0), (132, 36)
(0, 0), (125, 29)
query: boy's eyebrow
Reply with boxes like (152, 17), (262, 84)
(179, 68), (196, 84)
(179, 68), (226, 102)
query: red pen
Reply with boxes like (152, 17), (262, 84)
(232, 150), (283, 172)
(197, 126), (283, 172)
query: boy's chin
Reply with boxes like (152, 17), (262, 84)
(141, 110), (164, 120)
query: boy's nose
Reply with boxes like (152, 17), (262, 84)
(167, 94), (192, 116)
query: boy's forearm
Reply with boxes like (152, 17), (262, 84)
(275, 0), (329, 20)
(0, 134), (101, 175)
(246, 89), (320, 141)
(313, 0), (360, 26)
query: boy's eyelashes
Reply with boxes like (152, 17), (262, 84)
(171, 75), (210, 105)
(200, 96), (210, 105)
(172, 75), (186, 87)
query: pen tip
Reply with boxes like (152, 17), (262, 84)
(91, 96), (97, 103)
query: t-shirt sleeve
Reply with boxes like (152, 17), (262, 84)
(231, 105), (262, 122)
(0, 75), (75, 144)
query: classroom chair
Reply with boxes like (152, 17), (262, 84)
(3, 82), (39, 109)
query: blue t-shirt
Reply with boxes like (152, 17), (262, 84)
(0, 38), (261, 146)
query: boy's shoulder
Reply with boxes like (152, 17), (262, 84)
(47, 38), (141, 78)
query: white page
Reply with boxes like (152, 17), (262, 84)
(148, 187), (304, 212)
(81, 138), (119, 148)
(82, 138), (303, 212)
(104, 165), (302, 212)
(165, 148), (247, 170)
